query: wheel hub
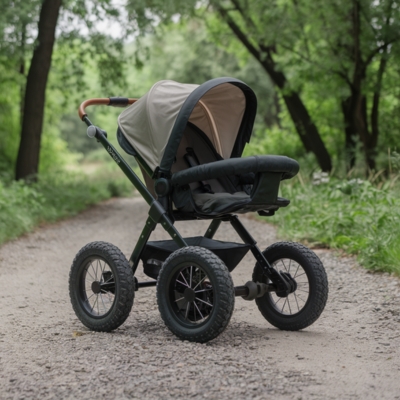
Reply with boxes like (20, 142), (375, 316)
(276, 272), (297, 297)
(183, 287), (196, 302)
(91, 281), (102, 294)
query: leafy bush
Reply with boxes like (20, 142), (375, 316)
(269, 175), (400, 275)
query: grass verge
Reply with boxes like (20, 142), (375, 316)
(0, 168), (133, 246)
(268, 175), (400, 276)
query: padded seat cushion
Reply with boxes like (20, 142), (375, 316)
(193, 191), (250, 214)
(192, 192), (291, 215)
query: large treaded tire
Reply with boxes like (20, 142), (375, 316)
(157, 246), (235, 343)
(253, 242), (328, 331)
(69, 241), (135, 332)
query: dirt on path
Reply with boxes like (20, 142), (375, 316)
(0, 197), (399, 400)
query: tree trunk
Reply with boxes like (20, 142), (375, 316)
(340, 0), (377, 172)
(15, 0), (62, 181)
(281, 92), (332, 172)
(257, 50), (332, 171)
(19, 21), (27, 128)
(341, 97), (357, 170)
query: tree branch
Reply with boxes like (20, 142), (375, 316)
(215, 5), (262, 63)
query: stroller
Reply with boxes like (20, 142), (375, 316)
(69, 77), (328, 343)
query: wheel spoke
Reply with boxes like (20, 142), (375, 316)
(274, 296), (283, 304)
(294, 293), (306, 301)
(193, 274), (207, 291)
(294, 292), (300, 311)
(195, 288), (212, 293)
(100, 261), (106, 278)
(189, 266), (193, 289)
(184, 302), (190, 320)
(91, 294), (98, 314)
(281, 298), (288, 313)
(85, 292), (96, 302)
(102, 276), (114, 284)
(295, 281), (309, 285)
(174, 297), (185, 303)
(193, 301), (197, 322)
(95, 260), (100, 280)
(293, 264), (300, 278)
(105, 291), (114, 303)
(281, 259), (288, 273)
(100, 293), (107, 313)
(86, 263), (96, 281)
(194, 301), (204, 320)
(179, 272), (190, 287)
(296, 289), (309, 294)
(195, 297), (213, 308)
(176, 279), (189, 288)
(287, 296), (292, 314)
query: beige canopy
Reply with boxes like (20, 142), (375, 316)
(118, 78), (257, 175)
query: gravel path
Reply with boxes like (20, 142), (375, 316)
(1, 197), (399, 399)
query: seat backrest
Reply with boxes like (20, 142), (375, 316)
(171, 123), (238, 194)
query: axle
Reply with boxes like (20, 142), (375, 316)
(134, 279), (275, 300)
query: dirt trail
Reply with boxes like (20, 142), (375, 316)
(0, 197), (399, 399)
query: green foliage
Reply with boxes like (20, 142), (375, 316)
(269, 175), (400, 275)
(0, 169), (133, 246)
(244, 124), (304, 159)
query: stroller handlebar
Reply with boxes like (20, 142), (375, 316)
(78, 97), (137, 121)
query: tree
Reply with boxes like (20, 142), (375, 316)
(15, 0), (62, 181)
(329, 0), (400, 170)
(0, 0), (129, 180)
(249, 0), (400, 171)
(208, 0), (333, 172)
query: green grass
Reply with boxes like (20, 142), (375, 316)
(0, 168), (133, 246)
(269, 174), (400, 275)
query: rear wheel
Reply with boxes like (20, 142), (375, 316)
(253, 242), (328, 331)
(157, 247), (235, 343)
(69, 241), (135, 332)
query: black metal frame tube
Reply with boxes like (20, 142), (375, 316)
(84, 126), (188, 276)
(204, 219), (222, 239)
(229, 215), (289, 294)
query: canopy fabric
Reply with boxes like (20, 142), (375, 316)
(118, 78), (256, 175)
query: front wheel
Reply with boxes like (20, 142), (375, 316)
(253, 242), (328, 331)
(157, 246), (235, 343)
(69, 241), (135, 332)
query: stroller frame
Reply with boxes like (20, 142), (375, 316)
(69, 86), (328, 343)
(82, 108), (290, 296)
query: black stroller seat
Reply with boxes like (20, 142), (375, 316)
(169, 122), (298, 216)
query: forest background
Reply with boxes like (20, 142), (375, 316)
(0, 0), (399, 274)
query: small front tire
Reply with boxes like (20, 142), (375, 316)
(69, 241), (135, 332)
(157, 246), (235, 343)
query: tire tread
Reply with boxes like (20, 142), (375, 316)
(157, 246), (235, 343)
(69, 241), (135, 332)
(253, 241), (328, 331)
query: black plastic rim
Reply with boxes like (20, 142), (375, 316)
(167, 262), (215, 327)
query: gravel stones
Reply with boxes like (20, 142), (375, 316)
(0, 197), (400, 399)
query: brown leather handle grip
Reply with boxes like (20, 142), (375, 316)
(78, 98), (137, 120)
